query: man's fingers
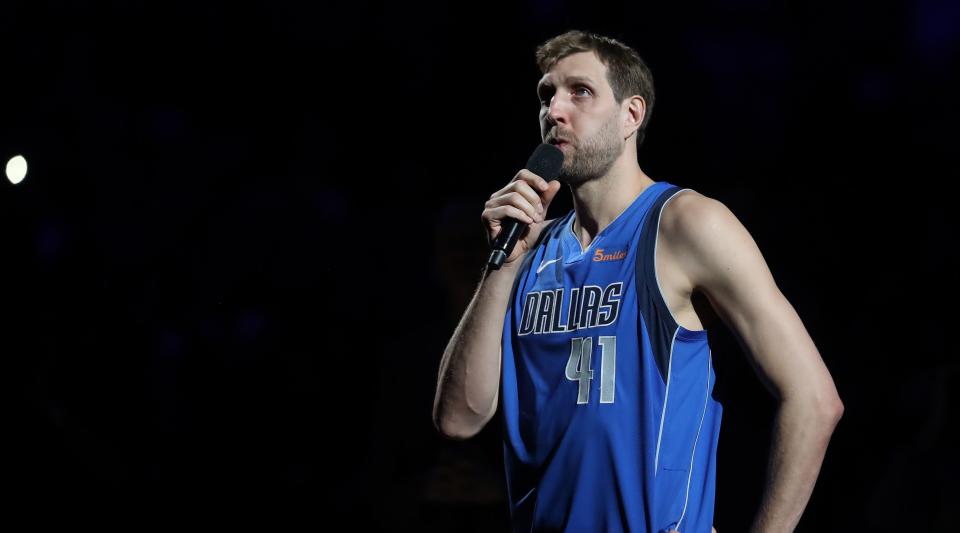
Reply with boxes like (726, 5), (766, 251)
(480, 167), (559, 265)
(485, 205), (534, 225)
(507, 181), (545, 214)
(513, 169), (550, 192)
(493, 177), (541, 205)
(485, 192), (542, 223)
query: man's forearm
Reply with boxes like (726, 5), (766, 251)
(433, 262), (521, 440)
(750, 396), (843, 532)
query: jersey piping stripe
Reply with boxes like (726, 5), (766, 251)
(675, 349), (713, 531)
(654, 328), (679, 474)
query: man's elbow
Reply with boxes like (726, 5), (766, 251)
(810, 389), (844, 431)
(823, 394), (844, 425)
(434, 414), (488, 441)
(784, 387), (844, 431)
(433, 388), (499, 440)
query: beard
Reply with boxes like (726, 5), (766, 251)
(557, 112), (624, 185)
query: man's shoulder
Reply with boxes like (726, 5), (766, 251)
(656, 187), (762, 289)
(657, 188), (735, 243)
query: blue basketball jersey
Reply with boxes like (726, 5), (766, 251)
(500, 182), (722, 533)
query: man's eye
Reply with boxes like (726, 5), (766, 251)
(575, 87), (592, 97)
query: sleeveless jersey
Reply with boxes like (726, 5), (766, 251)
(500, 182), (722, 533)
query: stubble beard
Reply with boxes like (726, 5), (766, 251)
(559, 112), (624, 186)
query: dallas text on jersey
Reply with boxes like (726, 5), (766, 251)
(518, 282), (624, 336)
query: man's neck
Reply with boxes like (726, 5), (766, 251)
(569, 160), (655, 250)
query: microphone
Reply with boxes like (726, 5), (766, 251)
(487, 143), (564, 270)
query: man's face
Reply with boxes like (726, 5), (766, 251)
(537, 51), (625, 184)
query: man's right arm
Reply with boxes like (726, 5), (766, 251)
(432, 170), (562, 440)
(432, 261), (521, 440)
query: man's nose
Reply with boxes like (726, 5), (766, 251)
(546, 93), (570, 125)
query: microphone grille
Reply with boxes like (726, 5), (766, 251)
(525, 143), (564, 181)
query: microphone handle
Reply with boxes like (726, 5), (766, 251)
(487, 217), (525, 270)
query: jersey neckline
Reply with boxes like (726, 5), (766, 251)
(562, 181), (668, 261)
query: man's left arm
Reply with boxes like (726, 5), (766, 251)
(662, 192), (844, 533)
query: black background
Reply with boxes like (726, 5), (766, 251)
(2, 0), (957, 529)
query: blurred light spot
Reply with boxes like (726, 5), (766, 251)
(6, 155), (27, 184)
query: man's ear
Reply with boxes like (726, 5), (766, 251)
(623, 95), (645, 141)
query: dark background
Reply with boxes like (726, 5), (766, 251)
(2, 0), (957, 529)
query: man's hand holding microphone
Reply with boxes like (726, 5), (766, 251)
(484, 143), (564, 270)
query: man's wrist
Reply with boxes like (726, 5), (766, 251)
(483, 258), (522, 280)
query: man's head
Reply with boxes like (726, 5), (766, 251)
(535, 31), (655, 183)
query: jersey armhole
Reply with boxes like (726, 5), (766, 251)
(635, 186), (686, 382)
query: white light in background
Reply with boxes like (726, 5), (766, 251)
(6, 155), (28, 184)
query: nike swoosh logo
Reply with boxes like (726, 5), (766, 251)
(536, 258), (561, 274)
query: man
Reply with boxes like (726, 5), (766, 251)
(433, 30), (843, 533)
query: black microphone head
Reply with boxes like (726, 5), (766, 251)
(525, 143), (564, 182)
